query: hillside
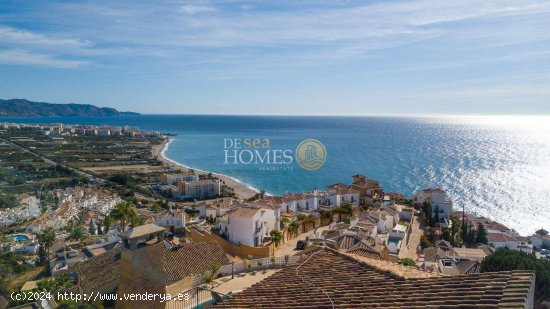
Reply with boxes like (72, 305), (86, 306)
(0, 99), (139, 117)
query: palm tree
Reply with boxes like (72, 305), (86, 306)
(67, 226), (84, 241)
(110, 201), (138, 232)
(38, 227), (56, 274)
(288, 222), (299, 237)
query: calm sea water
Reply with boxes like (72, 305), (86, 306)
(4, 115), (549, 235)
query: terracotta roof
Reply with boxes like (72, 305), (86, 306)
(164, 241), (231, 284)
(78, 242), (231, 292)
(455, 260), (481, 275)
(346, 248), (390, 261)
(347, 247), (382, 259)
(423, 247), (457, 263)
(487, 233), (528, 243)
(215, 248), (534, 308)
(473, 243), (496, 256)
(453, 247), (488, 260)
(229, 207), (260, 219)
(77, 247), (121, 294)
(327, 235), (373, 251)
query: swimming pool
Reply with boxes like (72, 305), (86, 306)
(7, 234), (29, 241)
(388, 237), (401, 245)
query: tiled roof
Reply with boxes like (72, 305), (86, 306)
(229, 207), (260, 219)
(347, 248), (386, 261)
(453, 247), (488, 260)
(78, 242), (231, 292)
(164, 241), (231, 284)
(77, 246), (121, 294)
(473, 243), (496, 256)
(215, 248), (534, 308)
(487, 233), (528, 243)
(423, 247), (457, 263)
(456, 260), (481, 275)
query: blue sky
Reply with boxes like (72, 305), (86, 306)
(1, 0), (549, 115)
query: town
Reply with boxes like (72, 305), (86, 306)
(1, 122), (549, 308)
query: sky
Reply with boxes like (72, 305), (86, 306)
(0, 0), (549, 115)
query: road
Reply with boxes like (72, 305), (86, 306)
(274, 225), (331, 257)
(399, 215), (422, 261)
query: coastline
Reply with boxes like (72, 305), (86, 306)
(152, 138), (259, 200)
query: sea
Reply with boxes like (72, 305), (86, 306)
(3, 115), (549, 235)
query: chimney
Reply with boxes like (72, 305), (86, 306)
(117, 224), (167, 309)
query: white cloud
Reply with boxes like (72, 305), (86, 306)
(0, 26), (91, 47)
(0, 49), (88, 68)
(2, 0), (550, 73)
(180, 5), (217, 15)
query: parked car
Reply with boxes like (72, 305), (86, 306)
(296, 240), (306, 250)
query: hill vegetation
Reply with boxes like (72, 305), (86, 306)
(0, 99), (139, 117)
(481, 248), (550, 302)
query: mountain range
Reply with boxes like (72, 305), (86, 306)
(0, 99), (140, 117)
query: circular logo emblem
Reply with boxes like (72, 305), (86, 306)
(295, 139), (326, 170)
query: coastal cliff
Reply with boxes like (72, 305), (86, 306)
(0, 99), (139, 117)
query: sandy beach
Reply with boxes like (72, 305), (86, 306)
(152, 138), (258, 200)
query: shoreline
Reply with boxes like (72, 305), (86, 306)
(152, 138), (260, 200)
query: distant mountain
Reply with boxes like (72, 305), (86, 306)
(0, 99), (140, 117)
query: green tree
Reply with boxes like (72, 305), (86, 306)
(420, 235), (432, 249)
(270, 229), (282, 246)
(450, 217), (461, 246)
(288, 222), (299, 236)
(320, 210), (333, 223)
(88, 223), (96, 235)
(481, 248), (550, 302)
(96, 221), (103, 235)
(342, 202), (353, 212)
(432, 206), (440, 227)
(422, 199), (432, 226)
(280, 217), (289, 229)
(109, 201), (138, 232)
(67, 226), (85, 241)
(398, 258), (418, 268)
(37, 244), (48, 266)
(101, 215), (112, 233)
(466, 223), (476, 246)
(475, 223), (488, 245)
(38, 227), (56, 276)
(442, 230), (451, 242)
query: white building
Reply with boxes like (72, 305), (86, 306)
(531, 229), (550, 249)
(221, 206), (280, 247)
(414, 188), (453, 221)
(178, 179), (221, 199)
(487, 233), (533, 254)
(321, 185), (360, 208)
(198, 199), (239, 218)
(98, 129), (111, 136)
(389, 224), (407, 239)
(0, 195), (42, 227)
(160, 173), (199, 185)
(155, 210), (186, 232)
(282, 192), (320, 213)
